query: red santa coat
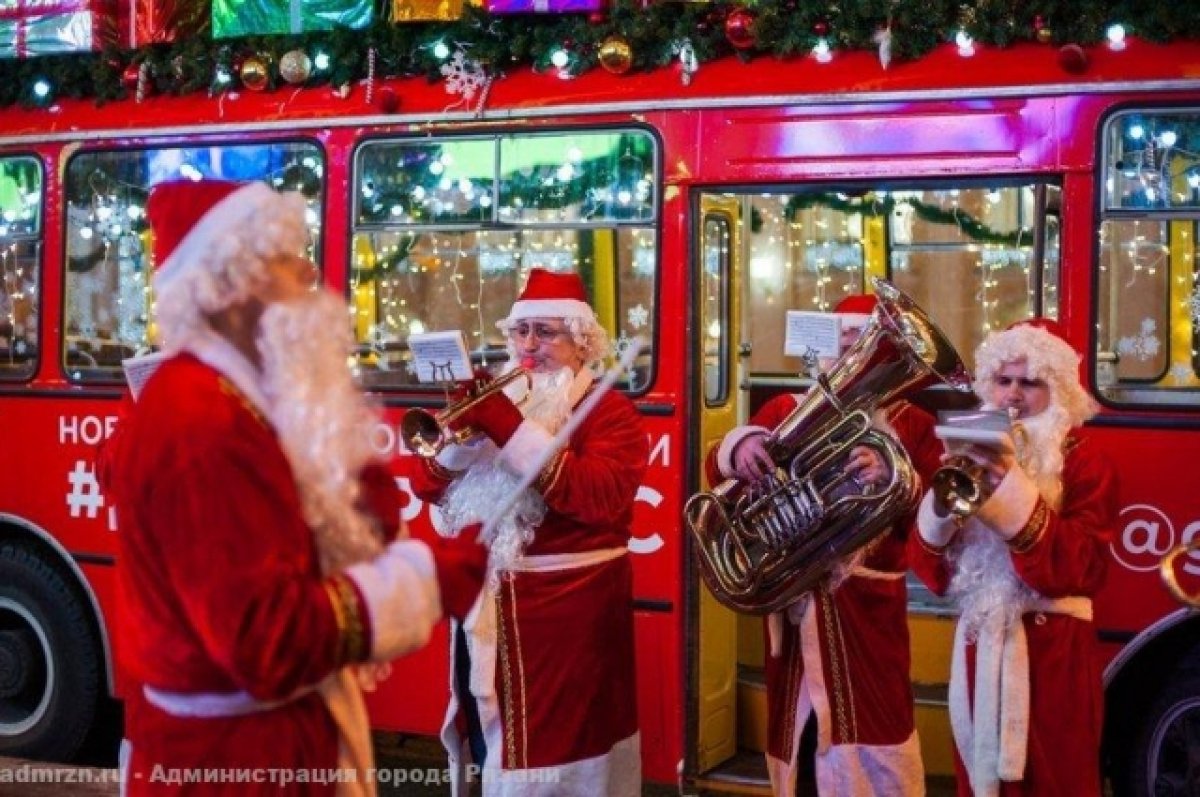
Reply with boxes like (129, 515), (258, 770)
(909, 432), (1116, 797)
(706, 394), (942, 796)
(105, 352), (448, 796)
(705, 396), (940, 792)
(408, 373), (648, 796)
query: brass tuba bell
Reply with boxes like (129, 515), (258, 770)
(1160, 538), (1200, 608)
(685, 279), (972, 615)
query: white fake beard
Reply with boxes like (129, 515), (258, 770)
(257, 290), (384, 574)
(438, 364), (576, 571)
(948, 403), (1071, 636)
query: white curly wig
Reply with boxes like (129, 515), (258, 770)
(496, 313), (612, 367)
(152, 185), (308, 353)
(972, 322), (1099, 428)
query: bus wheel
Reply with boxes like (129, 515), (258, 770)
(0, 542), (102, 760)
(1129, 669), (1200, 796)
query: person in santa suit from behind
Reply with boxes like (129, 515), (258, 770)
(908, 319), (1117, 796)
(100, 179), (487, 796)
(705, 293), (943, 797)
(404, 267), (648, 796)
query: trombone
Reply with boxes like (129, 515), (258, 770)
(1160, 538), (1200, 609)
(401, 369), (532, 459)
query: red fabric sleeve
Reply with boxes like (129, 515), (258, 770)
(540, 392), (648, 527)
(1010, 435), (1116, 597)
(357, 461), (402, 542)
(428, 524), (488, 620)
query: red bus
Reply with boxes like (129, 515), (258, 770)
(1, 33), (1199, 795)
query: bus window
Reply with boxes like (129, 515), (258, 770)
(0, 156), (41, 380)
(702, 214), (732, 406)
(350, 130), (658, 393)
(1097, 109), (1200, 406)
(61, 143), (325, 382)
(731, 184), (1059, 381)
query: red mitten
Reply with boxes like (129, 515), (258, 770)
(431, 525), (488, 620)
(457, 389), (523, 447)
(357, 462), (402, 541)
(445, 368), (495, 433)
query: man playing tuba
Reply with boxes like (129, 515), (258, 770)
(706, 294), (944, 796)
(909, 318), (1117, 796)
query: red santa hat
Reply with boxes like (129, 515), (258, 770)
(501, 268), (596, 324)
(146, 179), (287, 289)
(973, 317), (1098, 425)
(833, 292), (877, 331)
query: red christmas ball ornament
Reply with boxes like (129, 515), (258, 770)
(813, 20), (829, 37)
(724, 7), (757, 51)
(1057, 43), (1088, 74)
(587, 11), (605, 24)
(376, 86), (399, 114)
(122, 64), (141, 91)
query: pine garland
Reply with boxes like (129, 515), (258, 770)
(2, 0), (1199, 109)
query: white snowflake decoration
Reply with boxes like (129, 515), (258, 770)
(1117, 317), (1161, 362)
(1190, 284), (1200, 326)
(614, 332), (638, 362)
(627, 304), (649, 330)
(440, 51), (487, 102)
(1170, 362), (1194, 384)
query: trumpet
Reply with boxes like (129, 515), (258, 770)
(1160, 538), (1200, 608)
(401, 368), (531, 459)
(931, 408), (1027, 520)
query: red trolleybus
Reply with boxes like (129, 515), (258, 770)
(0, 33), (1199, 795)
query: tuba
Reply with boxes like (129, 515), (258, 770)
(1160, 538), (1200, 608)
(685, 279), (972, 615)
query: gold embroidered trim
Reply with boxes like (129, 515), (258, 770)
(497, 574), (529, 770)
(1008, 499), (1050, 555)
(323, 575), (366, 663)
(534, 450), (568, 494)
(217, 376), (267, 427)
(819, 587), (855, 743)
(424, 457), (461, 483)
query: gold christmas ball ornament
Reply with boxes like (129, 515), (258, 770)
(239, 56), (270, 92)
(597, 36), (634, 75)
(1037, 27), (1053, 44)
(279, 49), (312, 85)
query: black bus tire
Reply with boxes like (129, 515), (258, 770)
(1126, 668), (1200, 796)
(0, 541), (103, 761)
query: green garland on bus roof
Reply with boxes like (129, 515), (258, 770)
(1, 0), (1200, 108)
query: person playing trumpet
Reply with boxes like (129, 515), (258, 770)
(909, 319), (1118, 796)
(404, 268), (648, 796)
(707, 294), (944, 796)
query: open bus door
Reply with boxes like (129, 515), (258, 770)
(691, 195), (745, 783)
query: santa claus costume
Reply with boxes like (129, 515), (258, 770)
(908, 320), (1117, 796)
(706, 294), (943, 796)
(406, 269), (648, 796)
(103, 180), (484, 796)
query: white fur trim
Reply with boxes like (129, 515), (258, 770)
(503, 298), (595, 324)
(814, 730), (926, 797)
(435, 438), (493, 472)
(917, 490), (960, 549)
(480, 733), (641, 796)
(797, 598), (834, 755)
(766, 671), (814, 797)
(716, 425), (770, 478)
(343, 540), (442, 661)
(153, 182), (278, 291)
(317, 669), (374, 797)
(497, 419), (557, 480)
(975, 466), (1040, 541)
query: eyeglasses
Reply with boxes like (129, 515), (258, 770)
(994, 375), (1047, 389)
(509, 322), (568, 343)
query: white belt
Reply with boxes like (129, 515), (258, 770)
(505, 546), (627, 573)
(143, 685), (311, 718)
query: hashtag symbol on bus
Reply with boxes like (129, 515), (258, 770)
(66, 460), (106, 519)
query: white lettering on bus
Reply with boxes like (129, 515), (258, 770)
(1111, 503), (1200, 573)
(630, 486), (665, 554)
(648, 433), (669, 468)
(58, 415), (119, 445)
